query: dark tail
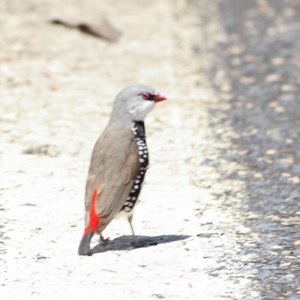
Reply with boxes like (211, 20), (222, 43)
(78, 189), (100, 256)
(78, 229), (93, 256)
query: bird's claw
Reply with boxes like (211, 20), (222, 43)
(100, 237), (110, 246)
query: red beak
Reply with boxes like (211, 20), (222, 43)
(154, 91), (167, 102)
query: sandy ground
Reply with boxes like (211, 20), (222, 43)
(0, 0), (223, 299)
(2, 0), (300, 299)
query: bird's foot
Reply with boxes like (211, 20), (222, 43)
(100, 237), (110, 246)
(127, 239), (137, 251)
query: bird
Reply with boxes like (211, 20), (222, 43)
(78, 84), (167, 256)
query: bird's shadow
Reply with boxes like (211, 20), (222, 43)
(91, 234), (190, 254)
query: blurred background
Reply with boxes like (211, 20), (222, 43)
(1, 0), (300, 299)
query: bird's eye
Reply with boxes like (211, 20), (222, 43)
(142, 93), (150, 100)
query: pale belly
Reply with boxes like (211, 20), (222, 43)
(114, 208), (135, 219)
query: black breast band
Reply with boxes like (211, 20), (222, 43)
(120, 121), (149, 213)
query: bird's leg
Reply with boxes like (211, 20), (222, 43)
(98, 232), (110, 245)
(128, 215), (137, 248)
(99, 233), (104, 243)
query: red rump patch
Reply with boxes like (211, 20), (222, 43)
(84, 189), (100, 235)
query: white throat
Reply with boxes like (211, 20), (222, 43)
(129, 101), (155, 121)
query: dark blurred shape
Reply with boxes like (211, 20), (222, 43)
(23, 144), (59, 157)
(48, 16), (121, 42)
(91, 234), (190, 254)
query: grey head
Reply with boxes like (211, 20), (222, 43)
(109, 84), (167, 123)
